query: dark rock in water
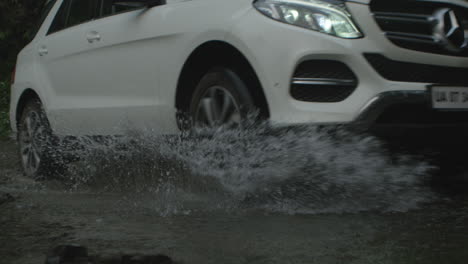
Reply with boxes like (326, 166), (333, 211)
(95, 254), (173, 264)
(121, 254), (173, 264)
(45, 245), (173, 264)
(45, 245), (89, 264)
(0, 192), (15, 205)
(92, 254), (122, 264)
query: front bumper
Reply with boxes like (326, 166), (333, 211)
(355, 89), (468, 134)
(227, 2), (468, 127)
(354, 90), (427, 126)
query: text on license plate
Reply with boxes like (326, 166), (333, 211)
(432, 86), (468, 109)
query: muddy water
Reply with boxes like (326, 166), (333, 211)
(1, 126), (468, 264)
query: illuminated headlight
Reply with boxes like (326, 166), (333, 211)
(253, 0), (363, 39)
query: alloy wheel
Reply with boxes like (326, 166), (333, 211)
(194, 85), (242, 128)
(18, 110), (48, 177)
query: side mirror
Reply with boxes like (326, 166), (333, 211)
(112, 0), (166, 8)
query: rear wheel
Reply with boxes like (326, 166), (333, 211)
(189, 67), (256, 128)
(18, 99), (64, 179)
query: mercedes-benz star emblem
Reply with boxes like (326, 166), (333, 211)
(433, 8), (467, 53)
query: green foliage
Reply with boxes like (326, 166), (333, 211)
(0, 0), (46, 139)
(0, 80), (11, 140)
(0, 0), (45, 73)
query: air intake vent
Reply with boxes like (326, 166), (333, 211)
(370, 0), (468, 57)
(290, 61), (358, 102)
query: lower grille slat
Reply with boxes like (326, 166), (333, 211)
(386, 32), (437, 43)
(374, 12), (433, 24)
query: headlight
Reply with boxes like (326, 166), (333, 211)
(253, 0), (363, 39)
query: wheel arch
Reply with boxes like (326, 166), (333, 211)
(175, 40), (270, 124)
(15, 89), (43, 128)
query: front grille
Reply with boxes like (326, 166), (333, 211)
(364, 53), (468, 84)
(290, 61), (358, 102)
(370, 0), (468, 57)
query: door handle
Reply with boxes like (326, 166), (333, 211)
(86, 31), (101, 43)
(38, 46), (48, 56)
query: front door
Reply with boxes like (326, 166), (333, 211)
(76, 0), (177, 135)
(36, 0), (104, 135)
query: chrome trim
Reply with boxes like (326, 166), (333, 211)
(386, 32), (438, 44)
(292, 78), (356, 86)
(373, 12), (433, 24)
(372, 2), (468, 56)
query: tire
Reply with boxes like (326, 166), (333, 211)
(189, 67), (256, 128)
(17, 99), (65, 179)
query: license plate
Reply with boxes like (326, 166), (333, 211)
(431, 86), (468, 109)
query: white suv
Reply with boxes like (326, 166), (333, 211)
(9, 0), (468, 177)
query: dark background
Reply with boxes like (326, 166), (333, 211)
(0, 0), (46, 138)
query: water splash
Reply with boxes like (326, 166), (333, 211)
(62, 123), (434, 216)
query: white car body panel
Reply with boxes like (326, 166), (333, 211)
(225, 2), (468, 125)
(10, 0), (468, 136)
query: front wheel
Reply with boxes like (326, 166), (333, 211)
(17, 99), (65, 179)
(189, 67), (256, 128)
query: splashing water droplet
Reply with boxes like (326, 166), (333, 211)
(63, 121), (434, 216)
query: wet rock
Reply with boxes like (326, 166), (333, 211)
(121, 254), (173, 264)
(95, 254), (173, 264)
(91, 254), (122, 264)
(45, 245), (89, 264)
(0, 192), (15, 205)
(45, 245), (173, 264)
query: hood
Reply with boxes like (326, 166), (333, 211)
(346, 0), (370, 4)
(347, 0), (468, 7)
